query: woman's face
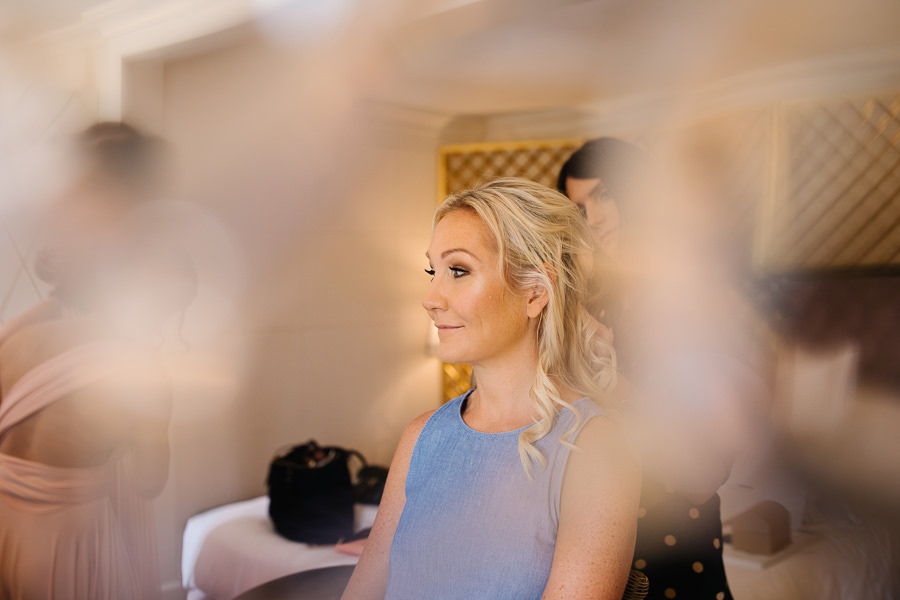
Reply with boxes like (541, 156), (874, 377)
(565, 176), (620, 258)
(423, 209), (534, 366)
(45, 164), (132, 255)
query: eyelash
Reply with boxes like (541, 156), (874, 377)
(424, 267), (469, 279)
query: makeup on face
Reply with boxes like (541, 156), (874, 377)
(422, 210), (531, 366)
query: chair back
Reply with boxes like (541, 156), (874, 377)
(622, 569), (649, 600)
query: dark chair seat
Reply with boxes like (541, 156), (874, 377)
(233, 565), (355, 600)
(233, 564), (648, 600)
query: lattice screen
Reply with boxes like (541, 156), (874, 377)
(442, 141), (583, 195)
(435, 131), (767, 403)
(434, 94), (900, 402)
(765, 95), (900, 270)
(437, 140), (583, 403)
(441, 361), (473, 405)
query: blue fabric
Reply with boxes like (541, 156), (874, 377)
(385, 390), (605, 600)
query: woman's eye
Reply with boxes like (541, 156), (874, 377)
(424, 268), (435, 278)
(449, 267), (469, 278)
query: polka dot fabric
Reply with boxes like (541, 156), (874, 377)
(632, 477), (734, 600)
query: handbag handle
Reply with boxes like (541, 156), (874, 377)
(272, 441), (314, 461)
(346, 449), (367, 469)
(268, 441), (368, 472)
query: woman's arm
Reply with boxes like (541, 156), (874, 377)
(542, 416), (642, 600)
(341, 409), (435, 600)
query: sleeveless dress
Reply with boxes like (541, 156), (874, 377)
(385, 390), (606, 600)
(0, 333), (161, 600)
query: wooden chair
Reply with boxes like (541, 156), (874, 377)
(623, 568), (650, 600)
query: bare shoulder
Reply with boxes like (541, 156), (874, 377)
(383, 408), (439, 496)
(377, 409), (438, 519)
(394, 409), (437, 463)
(408, 409), (437, 434)
(565, 414), (641, 494)
(573, 414), (629, 454)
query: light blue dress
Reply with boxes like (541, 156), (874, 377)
(385, 389), (605, 600)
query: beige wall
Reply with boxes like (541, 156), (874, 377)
(141, 34), (444, 596)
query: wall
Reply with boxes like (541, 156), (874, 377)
(0, 35), (98, 324)
(144, 34), (444, 596)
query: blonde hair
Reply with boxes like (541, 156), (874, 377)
(434, 177), (617, 476)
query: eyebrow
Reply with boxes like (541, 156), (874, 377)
(589, 180), (609, 200)
(424, 248), (478, 260)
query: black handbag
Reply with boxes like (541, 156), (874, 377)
(354, 465), (390, 505)
(266, 440), (385, 544)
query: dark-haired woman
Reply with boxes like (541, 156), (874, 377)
(559, 138), (740, 600)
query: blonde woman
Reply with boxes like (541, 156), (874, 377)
(343, 178), (641, 600)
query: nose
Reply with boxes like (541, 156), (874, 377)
(584, 200), (606, 230)
(422, 277), (446, 313)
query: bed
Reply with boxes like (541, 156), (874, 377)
(182, 496), (377, 600)
(184, 274), (900, 600)
(719, 272), (900, 599)
(183, 488), (894, 600)
(719, 486), (897, 600)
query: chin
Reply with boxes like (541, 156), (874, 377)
(436, 345), (471, 365)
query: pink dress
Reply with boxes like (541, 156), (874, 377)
(0, 327), (161, 599)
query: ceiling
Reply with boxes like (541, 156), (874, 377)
(0, 0), (107, 41)
(3, 0), (900, 116)
(366, 0), (900, 113)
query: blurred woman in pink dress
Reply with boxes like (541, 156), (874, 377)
(0, 123), (194, 600)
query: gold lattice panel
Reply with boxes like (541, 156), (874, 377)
(437, 140), (582, 403)
(433, 105), (900, 403)
(441, 140), (583, 196)
(766, 95), (900, 270)
(441, 362), (474, 404)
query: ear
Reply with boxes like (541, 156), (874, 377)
(525, 284), (550, 319)
(525, 265), (555, 319)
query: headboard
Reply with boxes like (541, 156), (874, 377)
(763, 270), (900, 390)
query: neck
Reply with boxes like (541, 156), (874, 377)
(466, 334), (542, 429)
